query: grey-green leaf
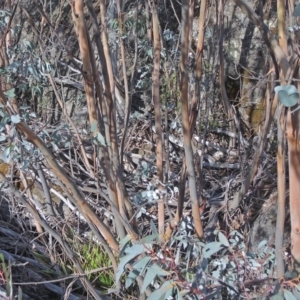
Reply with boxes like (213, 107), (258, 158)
(119, 235), (132, 256)
(125, 269), (140, 289)
(258, 240), (267, 249)
(116, 252), (142, 282)
(292, 286), (300, 299)
(177, 289), (189, 300)
(90, 121), (97, 133)
(4, 88), (15, 99)
(149, 264), (170, 276)
(133, 256), (151, 272)
(203, 242), (224, 258)
(164, 285), (174, 299)
(18, 286), (22, 300)
(283, 289), (297, 300)
(147, 280), (174, 300)
(218, 231), (229, 247)
(275, 85), (299, 107)
(293, 3), (300, 16)
(177, 288), (183, 300)
(270, 294), (284, 300)
(125, 244), (145, 255)
(11, 115), (21, 124)
(141, 268), (157, 293)
(275, 85), (298, 95)
(140, 234), (159, 244)
(97, 132), (106, 146)
(150, 220), (158, 235)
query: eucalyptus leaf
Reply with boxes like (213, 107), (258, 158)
(203, 242), (224, 258)
(270, 295), (284, 300)
(125, 244), (145, 255)
(293, 3), (300, 16)
(4, 88), (15, 99)
(97, 132), (106, 146)
(164, 285), (174, 299)
(119, 235), (132, 254)
(146, 280), (174, 300)
(11, 115), (20, 124)
(90, 121), (98, 133)
(274, 85), (299, 107)
(18, 286), (22, 300)
(150, 220), (158, 235)
(125, 269), (140, 289)
(177, 288), (184, 300)
(139, 234), (159, 244)
(258, 240), (267, 249)
(283, 289), (297, 300)
(292, 287), (300, 299)
(177, 289), (189, 300)
(148, 264), (170, 276)
(218, 232), (229, 247)
(116, 252), (142, 282)
(2, 147), (11, 163)
(133, 256), (151, 272)
(141, 268), (157, 293)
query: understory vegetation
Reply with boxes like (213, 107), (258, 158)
(0, 0), (300, 299)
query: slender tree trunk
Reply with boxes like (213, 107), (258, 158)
(151, 1), (164, 239)
(180, 0), (203, 239)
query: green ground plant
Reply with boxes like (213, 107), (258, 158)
(70, 235), (114, 290)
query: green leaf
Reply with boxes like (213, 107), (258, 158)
(293, 4), (300, 16)
(203, 242), (224, 258)
(147, 280), (174, 300)
(116, 252), (142, 282)
(218, 232), (229, 247)
(283, 289), (297, 300)
(275, 85), (299, 107)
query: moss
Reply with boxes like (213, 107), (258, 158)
(67, 234), (114, 290)
(239, 69), (265, 134)
(248, 98), (265, 134)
